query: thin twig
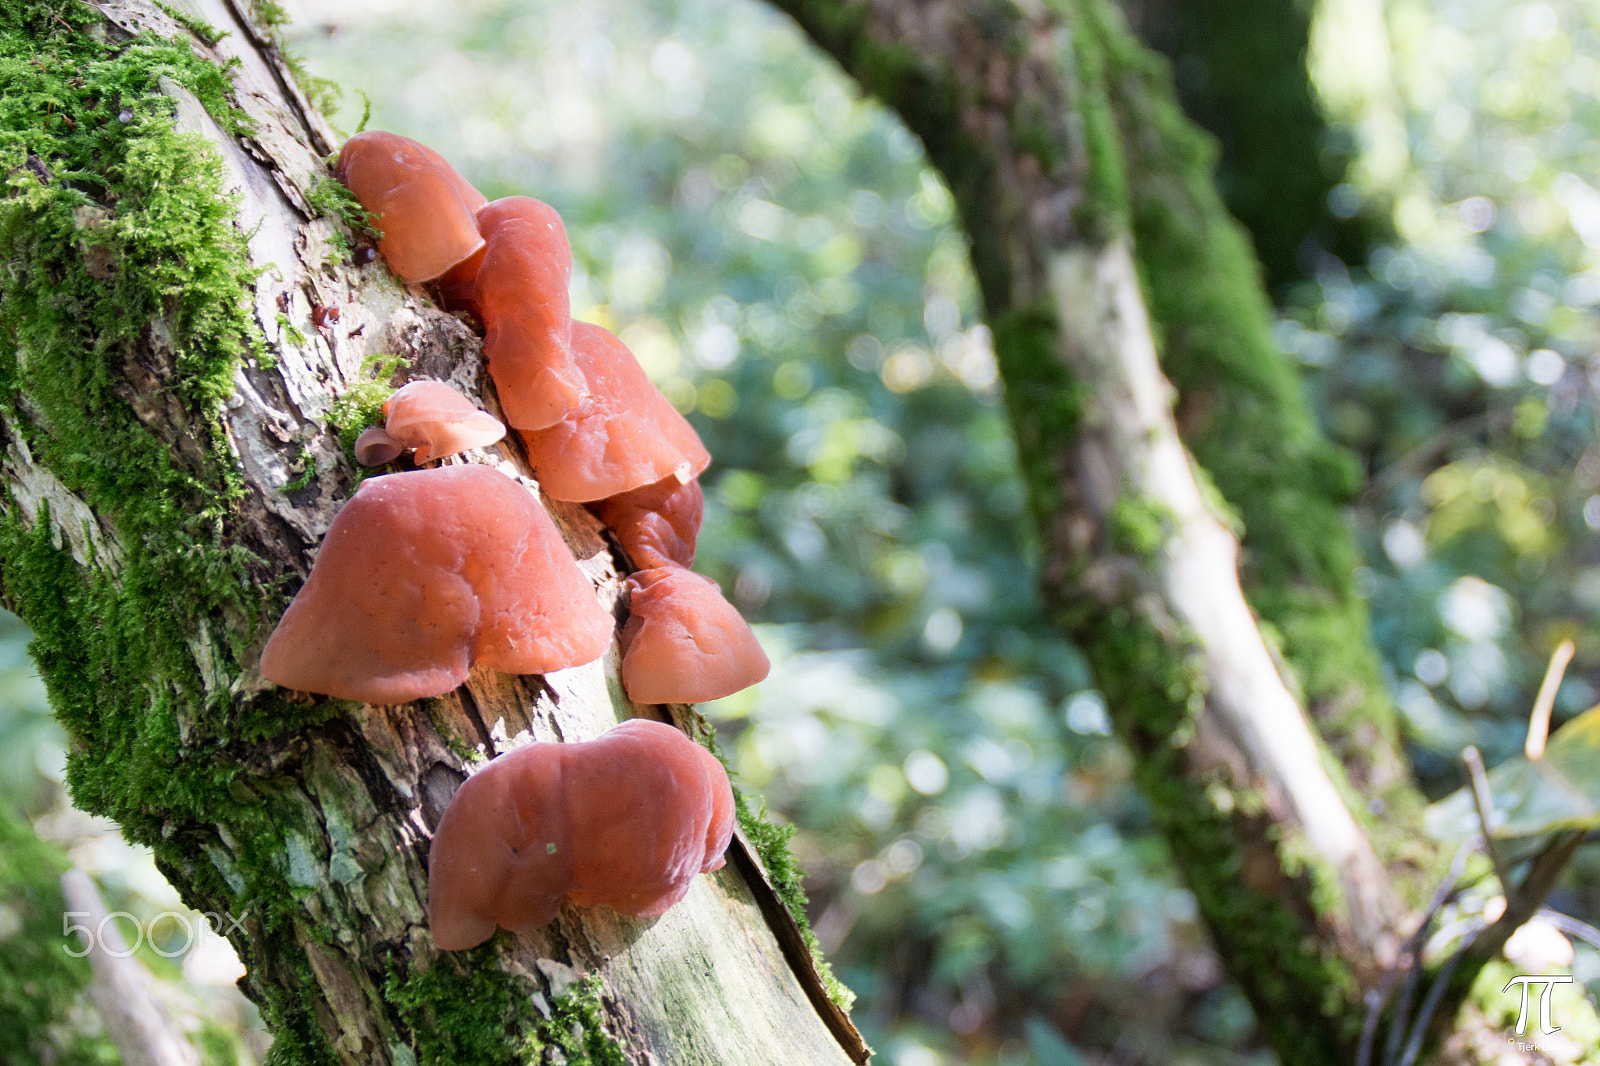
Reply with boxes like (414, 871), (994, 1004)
(1526, 640), (1576, 759)
(1537, 908), (1600, 953)
(1461, 747), (1511, 897)
(1397, 929), (1480, 1066)
(1359, 839), (1476, 1066)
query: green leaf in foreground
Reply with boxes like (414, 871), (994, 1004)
(1427, 703), (1600, 841)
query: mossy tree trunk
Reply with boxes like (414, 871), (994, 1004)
(0, 2), (866, 1063)
(768, 0), (1457, 1062)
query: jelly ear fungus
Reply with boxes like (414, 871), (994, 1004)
(427, 719), (735, 950)
(259, 466), (612, 704)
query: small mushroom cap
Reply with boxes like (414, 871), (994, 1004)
(519, 322), (712, 502)
(590, 475), (704, 569)
(336, 131), (487, 283)
(382, 380), (506, 463)
(475, 196), (586, 430)
(620, 567), (770, 705)
(427, 718), (734, 950)
(260, 466), (612, 704)
(353, 425), (405, 467)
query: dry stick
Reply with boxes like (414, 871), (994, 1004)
(59, 869), (198, 1066)
(1525, 639), (1576, 760)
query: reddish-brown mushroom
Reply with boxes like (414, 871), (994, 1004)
(519, 322), (712, 502)
(619, 567), (770, 705)
(427, 718), (735, 950)
(335, 131), (487, 283)
(475, 196), (587, 430)
(381, 380), (506, 463)
(353, 425), (405, 467)
(435, 244), (485, 313)
(590, 474), (704, 569)
(260, 466), (612, 703)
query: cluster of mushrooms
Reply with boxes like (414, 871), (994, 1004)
(259, 131), (769, 950)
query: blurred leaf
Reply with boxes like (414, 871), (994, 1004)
(1428, 702), (1600, 840)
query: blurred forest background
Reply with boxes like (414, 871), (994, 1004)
(5, 0), (1600, 1062)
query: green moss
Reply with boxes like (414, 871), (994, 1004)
(734, 788), (856, 1011)
(386, 957), (626, 1066)
(990, 302), (1082, 518)
(1072, 0), (1424, 840)
(327, 352), (404, 462)
(691, 715), (855, 1012)
(154, 0), (228, 47)
(0, 7), (349, 1063)
(1083, 607), (1360, 1065)
(305, 174), (377, 257)
(1110, 495), (1173, 559)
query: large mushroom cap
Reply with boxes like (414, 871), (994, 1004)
(590, 474), (704, 569)
(260, 466), (612, 704)
(336, 131), (486, 283)
(382, 380), (506, 463)
(427, 741), (572, 950)
(475, 196), (586, 430)
(427, 718), (734, 950)
(619, 567), (770, 705)
(564, 719), (734, 915)
(520, 322), (712, 502)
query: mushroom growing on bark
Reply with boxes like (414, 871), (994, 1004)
(335, 130), (487, 283)
(619, 567), (770, 705)
(590, 473), (704, 570)
(353, 425), (405, 467)
(260, 465), (612, 703)
(381, 380), (506, 463)
(427, 718), (735, 950)
(519, 321), (711, 502)
(475, 196), (587, 430)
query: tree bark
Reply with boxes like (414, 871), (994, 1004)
(765, 0), (1443, 1061)
(1, 2), (864, 1063)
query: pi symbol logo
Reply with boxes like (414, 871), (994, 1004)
(1502, 974), (1573, 1035)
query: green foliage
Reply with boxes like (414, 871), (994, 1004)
(0, 804), (118, 1066)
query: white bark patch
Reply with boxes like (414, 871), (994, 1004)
(1049, 239), (1396, 956)
(1, 417), (124, 569)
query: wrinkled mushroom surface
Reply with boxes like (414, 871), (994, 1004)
(336, 130), (487, 283)
(620, 567), (770, 705)
(519, 322), (712, 502)
(382, 380), (506, 463)
(260, 466), (612, 703)
(427, 718), (734, 950)
(475, 196), (586, 430)
(590, 474), (704, 569)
